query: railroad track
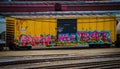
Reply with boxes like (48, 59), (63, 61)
(29, 60), (120, 69)
(0, 53), (120, 69)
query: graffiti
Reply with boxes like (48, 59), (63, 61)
(77, 30), (112, 44)
(58, 34), (76, 42)
(18, 34), (55, 46)
(58, 34), (76, 45)
(58, 30), (112, 45)
(17, 30), (112, 46)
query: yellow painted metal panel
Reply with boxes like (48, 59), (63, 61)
(6, 17), (15, 21)
(15, 20), (19, 41)
(20, 20), (27, 35)
(90, 23), (96, 31)
(104, 21), (110, 31)
(82, 23), (89, 31)
(77, 18), (83, 23)
(96, 22), (104, 31)
(14, 18), (57, 36)
(50, 22), (57, 37)
(89, 17), (96, 31)
(35, 21), (42, 36)
(77, 19), (83, 31)
(82, 17), (89, 23)
(27, 20), (34, 36)
(37, 18), (57, 36)
(77, 23), (83, 31)
(25, 20), (32, 35)
(89, 17), (97, 23)
(42, 21), (47, 34)
(97, 17), (105, 22)
(78, 18), (89, 31)
(110, 20), (116, 43)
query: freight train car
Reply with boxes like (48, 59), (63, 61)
(6, 15), (118, 50)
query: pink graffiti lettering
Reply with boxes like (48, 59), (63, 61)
(58, 34), (76, 42)
(19, 35), (54, 46)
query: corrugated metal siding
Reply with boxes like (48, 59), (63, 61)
(6, 17), (15, 46)
(77, 16), (116, 42)
(6, 16), (116, 46)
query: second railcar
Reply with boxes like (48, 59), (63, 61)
(6, 15), (117, 50)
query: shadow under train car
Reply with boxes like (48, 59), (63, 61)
(0, 31), (6, 51)
(116, 34), (120, 47)
(0, 40), (5, 51)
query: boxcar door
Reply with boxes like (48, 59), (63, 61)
(57, 19), (77, 41)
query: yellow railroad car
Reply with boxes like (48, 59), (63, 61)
(6, 15), (117, 50)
